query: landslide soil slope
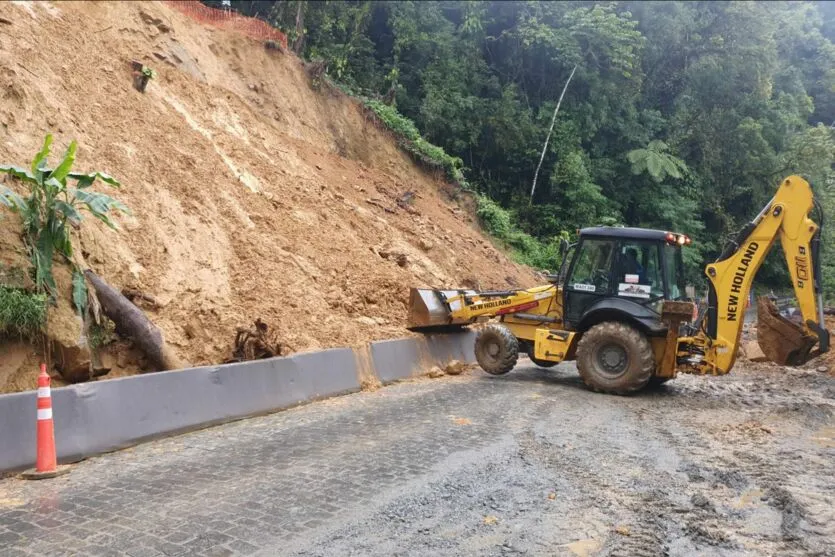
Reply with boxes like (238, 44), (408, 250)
(0, 1), (536, 391)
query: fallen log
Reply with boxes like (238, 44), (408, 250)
(84, 270), (186, 371)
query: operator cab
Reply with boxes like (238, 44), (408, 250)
(561, 227), (689, 331)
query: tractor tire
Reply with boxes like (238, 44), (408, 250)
(475, 324), (519, 375)
(576, 322), (654, 395)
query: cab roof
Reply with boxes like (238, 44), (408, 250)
(579, 226), (672, 241)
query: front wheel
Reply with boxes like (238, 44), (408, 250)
(475, 324), (519, 375)
(576, 322), (654, 395)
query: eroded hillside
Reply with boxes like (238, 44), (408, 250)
(0, 1), (537, 391)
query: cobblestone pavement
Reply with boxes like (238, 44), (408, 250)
(1, 361), (834, 556)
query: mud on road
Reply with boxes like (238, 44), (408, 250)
(286, 362), (835, 557)
(1, 360), (833, 557)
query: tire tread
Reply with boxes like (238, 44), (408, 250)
(475, 324), (519, 375)
(576, 322), (654, 395)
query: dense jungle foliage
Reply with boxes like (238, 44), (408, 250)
(211, 0), (835, 293)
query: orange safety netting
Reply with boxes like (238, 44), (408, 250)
(164, 1), (288, 49)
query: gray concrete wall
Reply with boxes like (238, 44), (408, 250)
(1, 348), (360, 472)
(370, 330), (476, 384)
(423, 330), (476, 364)
(368, 338), (425, 384)
(0, 333), (477, 473)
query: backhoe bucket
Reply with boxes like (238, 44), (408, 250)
(406, 288), (476, 332)
(756, 296), (818, 366)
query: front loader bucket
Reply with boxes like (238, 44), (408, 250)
(406, 288), (476, 332)
(756, 296), (818, 366)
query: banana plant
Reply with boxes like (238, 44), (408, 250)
(0, 134), (128, 312)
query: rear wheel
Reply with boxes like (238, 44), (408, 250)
(576, 322), (654, 394)
(475, 324), (518, 375)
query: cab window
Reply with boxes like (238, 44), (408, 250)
(614, 242), (663, 299)
(569, 239), (614, 293)
(664, 244), (686, 300)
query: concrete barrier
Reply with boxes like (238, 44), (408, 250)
(0, 348), (359, 473)
(370, 330), (477, 384)
(0, 331), (479, 473)
(368, 338), (425, 384)
(423, 330), (476, 363)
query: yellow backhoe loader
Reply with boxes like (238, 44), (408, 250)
(407, 176), (830, 394)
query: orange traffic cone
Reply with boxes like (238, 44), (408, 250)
(21, 364), (70, 479)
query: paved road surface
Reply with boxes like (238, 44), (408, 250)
(1, 361), (833, 556)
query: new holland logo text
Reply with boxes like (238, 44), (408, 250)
(727, 242), (758, 322)
(470, 299), (513, 311)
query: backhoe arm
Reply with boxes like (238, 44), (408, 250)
(687, 176), (829, 374)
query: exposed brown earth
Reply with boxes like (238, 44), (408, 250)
(0, 1), (536, 392)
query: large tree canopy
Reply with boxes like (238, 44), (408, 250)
(212, 0), (835, 292)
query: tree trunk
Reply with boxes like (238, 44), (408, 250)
(530, 64), (578, 204)
(293, 1), (306, 54)
(84, 270), (186, 371)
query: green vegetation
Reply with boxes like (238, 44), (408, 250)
(88, 319), (116, 349)
(0, 135), (128, 313)
(218, 1), (835, 291)
(362, 99), (469, 189)
(475, 195), (566, 269)
(0, 286), (47, 338)
(361, 96), (560, 267)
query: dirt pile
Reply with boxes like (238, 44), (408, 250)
(0, 1), (536, 392)
(808, 315), (835, 375)
(742, 315), (835, 377)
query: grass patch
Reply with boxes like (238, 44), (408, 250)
(88, 319), (116, 349)
(0, 286), (47, 338)
(361, 99), (470, 190)
(475, 195), (565, 270)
